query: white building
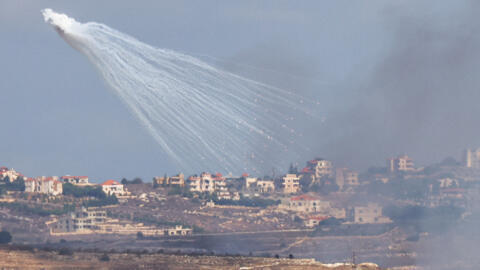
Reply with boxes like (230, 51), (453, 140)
(25, 177), (63, 196)
(282, 174), (300, 194)
(387, 155), (415, 172)
(0, 167), (22, 182)
(61, 175), (89, 185)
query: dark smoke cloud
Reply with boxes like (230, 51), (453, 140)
(320, 1), (480, 170)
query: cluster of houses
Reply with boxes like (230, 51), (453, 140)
(3, 150), (477, 233)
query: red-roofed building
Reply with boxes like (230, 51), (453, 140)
(0, 167), (22, 182)
(304, 216), (330, 228)
(101, 180), (126, 196)
(188, 172), (232, 199)
(24, 176), (63, 196)
(307, 159), (333, 179)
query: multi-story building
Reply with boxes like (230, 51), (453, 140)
(335, 168), (359, 190)
(101, 180), (127, 196)
(387, 155), (415, 173)
(50, 207), (192, 236)
(61, 175), (89, 185)
(282, 174), (300, 194)
(153, 173), (185, 187)
(464, 148), (480, 168)
(244, 177), (275, 193)
(348, 203), (392, 224)
(53, 207), (107, 233)
(0, 167), (22, 182)
(307, 159), (334, 179)
(245, 177), (258, 189)
(188, 172), (229, 197)
(24, 177), (63, 196)
(283, 194), (331, 213)
(255, 180), (275, 193)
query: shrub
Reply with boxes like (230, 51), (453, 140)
(100, 253), (110, 261)
(58, 247), (74, 256)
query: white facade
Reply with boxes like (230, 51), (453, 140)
(282, 174), (300, 194)
(101, 180), (126, 196)
(0, 167), (22, 182)
(25, 177), (63, 196)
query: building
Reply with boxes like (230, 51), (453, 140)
(283, 194), (331, 213)
(0, 167), (22, 182)
(348, 203), (392, 224)
(244, 177), (275, 193)
(101, 180), (127, 196)
(255, 180), (275, 193)
(188, 172), (228, 194)
(53, 207), (107, 233)
(464, 148), (480, 168)
(24, 177), (63, 196)
(387, 155), (415, 173)
(61, 175), (89, 185)
(50, 207), (192, 236)
(439, 178), (459, 188)
(153, 173), (185, 187)
(307, 159), (334, 179)
(335, 168), (359, 190)
(304, 216), (330, 228)
(282, 174), (300, 194)
(245, 177), (258, 189)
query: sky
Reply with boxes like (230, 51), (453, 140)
(0, 1), (479, 182)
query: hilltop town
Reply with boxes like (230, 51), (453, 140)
(1, 149), (480, 269)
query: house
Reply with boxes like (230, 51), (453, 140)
(283, 194), (331, 213)
(255, 180), (275, 193)
(0, 167), (22, 182)
(464, 148), (480, 168)
(387, 155), (415, 173)
(244, 177), (275, 193)
(245, 177), (258, 189)
(53, 207), (107, 233)
(348, 203), (392, 224)
(306, 158), (334, 179)
(282, 174), (300, 194)
(304, 216), (330, 228)
(61, 175), (89, 185)
(50, 207), (193, 236)
(101, 180), (126, 196)
(24, 177), (63, 196)
(335, 168), (359, 190)
(153, 173), (185, 187)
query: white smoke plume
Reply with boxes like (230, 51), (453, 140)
(42, 8), (318, 174)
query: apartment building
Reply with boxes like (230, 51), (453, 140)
(387, 155), (415, 173)
(24, 177), (63, 196)
(282, 174), (300, 194)
(153, 173), (185, 187)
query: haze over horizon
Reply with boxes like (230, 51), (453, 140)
(1, 1), (479, 182)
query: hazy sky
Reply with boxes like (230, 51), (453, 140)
(1, 1), (478, 182)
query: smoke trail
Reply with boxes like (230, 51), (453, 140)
(42, 9), (318, 174)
